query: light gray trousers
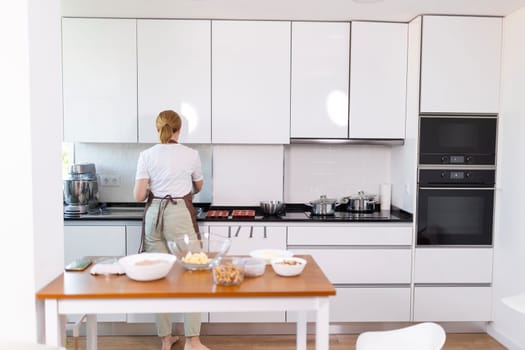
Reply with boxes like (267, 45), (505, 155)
(144, 198), (201, 337)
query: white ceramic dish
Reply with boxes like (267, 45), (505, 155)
(119, 253), (176, 281)
(249, 249), (293, 264)
(271, 257), (307, 277)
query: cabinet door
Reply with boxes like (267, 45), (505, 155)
(212, 20), (291, 144)
(349, 21), (408, 139)
(414, 286), (492, 321)
(62, 18), (137, 142)
(414, 248), (493, 284)
(137, 20), (211, 144)
(293, 248), (412, 284)
(64, 225), (127, 322)
(287, 287), (411, 322)
(291, 22), (350, 138)
(208, 226), (286, 322)
(420, 16), (502, 114)
(64, 225), (126, 264)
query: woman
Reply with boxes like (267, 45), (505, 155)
(134, 110), (208, 350)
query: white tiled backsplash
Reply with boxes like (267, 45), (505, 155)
(73, 143), (391, 206)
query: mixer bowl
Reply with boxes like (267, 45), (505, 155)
(63, 179), (99, 207)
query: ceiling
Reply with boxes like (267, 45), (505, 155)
(62, 0), (525, 22)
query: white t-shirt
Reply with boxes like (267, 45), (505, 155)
(135, 144), (203, 198)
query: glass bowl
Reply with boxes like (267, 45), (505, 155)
(212, 257), (247, 286)
(167, 234), (231, 271)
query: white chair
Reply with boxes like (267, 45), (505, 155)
(356, 322), (446, 350)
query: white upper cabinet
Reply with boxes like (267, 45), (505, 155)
(349, 21), (408, 139)
(212, 21), (291, 144)
(420, 16), (502, 114)
(291, 22), (350, 139)
(62, 18), (137, 143)
(137, 20), (211, 144)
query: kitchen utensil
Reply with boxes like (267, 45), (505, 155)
(167, 234), (231, 270)
(118, 253), (176, 281)
(306, 195), (347, 216)
(345, 191), (379, 213)
(271, 257), (307, 277)
(63, 163), (99, 214)
(205, 210), (230, 219)
(232, 209), (255, 218)
(260, 201), (286, 216)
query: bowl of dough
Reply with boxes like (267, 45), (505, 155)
(119, 252), (176, 281)
(167, 233), (232, 271)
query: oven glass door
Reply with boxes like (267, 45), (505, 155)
(417, 188), (494, 245)
(419, 117), (497, 164)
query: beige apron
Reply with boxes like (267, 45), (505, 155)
(138, 192), (199, 253)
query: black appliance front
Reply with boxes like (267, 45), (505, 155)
(417, 169), (495, 246)
(419, 116), (497, 165)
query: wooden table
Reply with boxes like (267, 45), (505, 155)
(36, 255), (336, 350)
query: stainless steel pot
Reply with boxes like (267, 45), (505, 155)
(345, 191), (378, 212)
(306, 195), (347, 216)
(260, 201), (285, 216)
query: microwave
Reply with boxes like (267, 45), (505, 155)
(419, 116), (497, 165)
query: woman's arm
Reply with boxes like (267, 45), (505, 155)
(193, 179), (203, 194)
(133, 178), (149, 201)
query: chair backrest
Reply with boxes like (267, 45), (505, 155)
(356, 322), (446, 350)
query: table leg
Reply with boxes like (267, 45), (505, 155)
(44, 299), (60, 346)
(315, 298), (329, 350)
(86, 314), (98, 350)
(296, 311), (307, 350)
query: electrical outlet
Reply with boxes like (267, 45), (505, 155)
(99, 175), (121, 187)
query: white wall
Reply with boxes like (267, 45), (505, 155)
(487, 5), (525, 349)
(0, 0), (63, 344)
(76, 143), (394, 208)
(74, 143), (213, 203)
(284, 144), (391, 203)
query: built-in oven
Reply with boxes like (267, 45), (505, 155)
(417, 169), (495, 246)
(419, 116), (497, 165)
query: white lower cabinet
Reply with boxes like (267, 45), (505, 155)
(287, 287), (411, 323)
(207, 224), (286, 322)
(287, 224), (413, 323)
(64, 224), (127, 322)
(413, 247), (494, 322)
(413, 286), (492, 321)
(292, 248), (411, 284)
(414, 248), (493, 284)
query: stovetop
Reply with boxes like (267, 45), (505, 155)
(280, 211), (400, 221)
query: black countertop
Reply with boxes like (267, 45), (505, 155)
(64, 203), (412, 223)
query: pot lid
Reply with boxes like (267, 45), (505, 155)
(310, 195), (338, 204)
(348, 190), (376, 200)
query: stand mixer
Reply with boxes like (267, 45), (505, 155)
(63, 163), (99, 215)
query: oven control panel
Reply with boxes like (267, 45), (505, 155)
(419, 169), (495, 187)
